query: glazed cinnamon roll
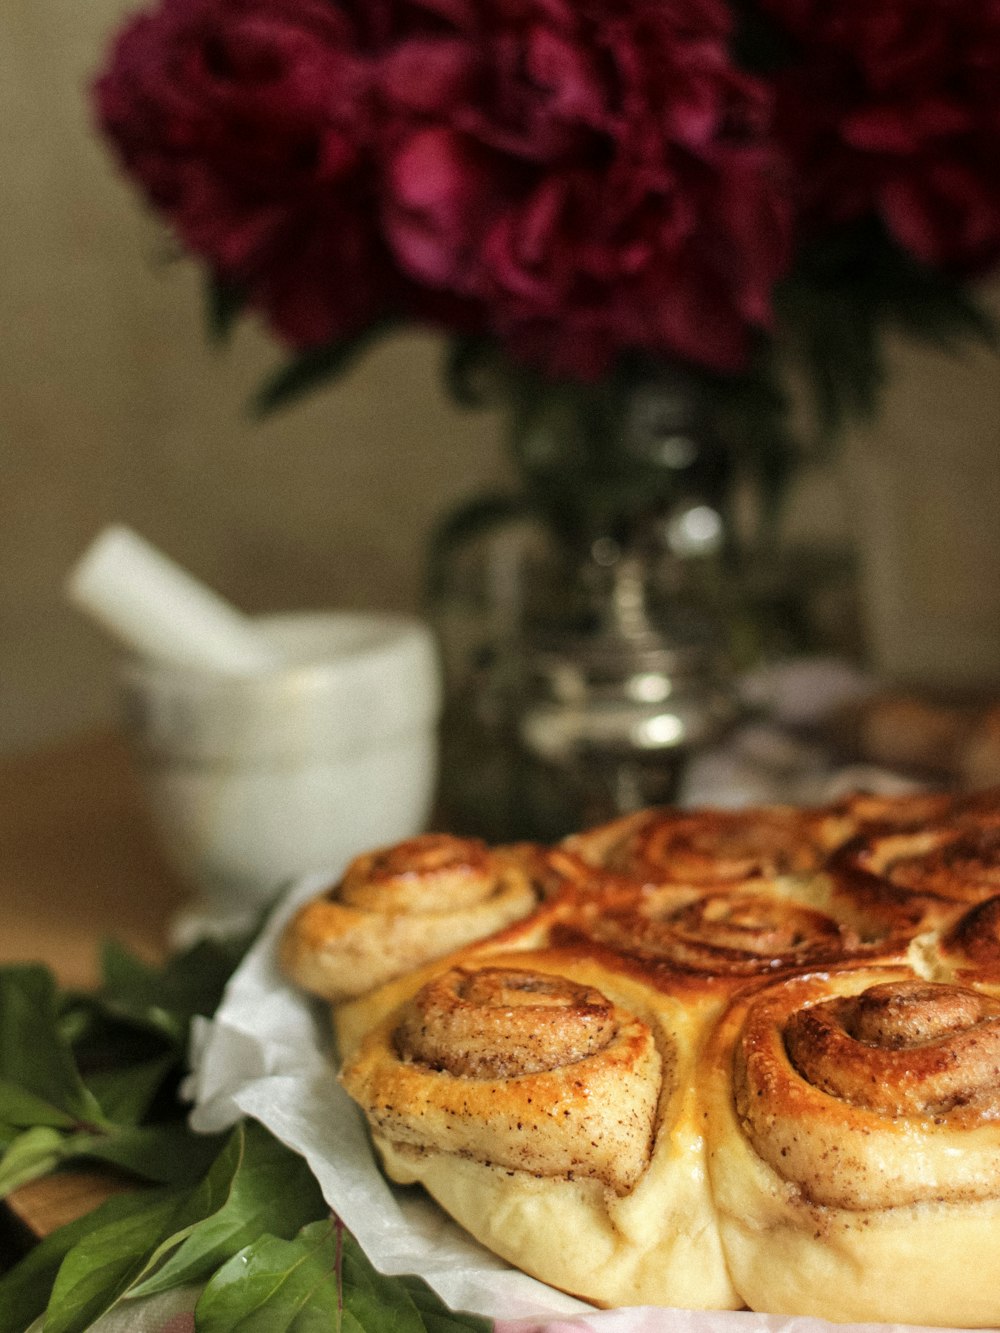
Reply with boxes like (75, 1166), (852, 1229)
(934, 894), (1000, 983)
(562, 882), (864, 992)
(704, 964), (1000, 1326)
(829, 819), (1000, 943)
(341, 949), (738, 1311)
(279, 834), (542, 1001)
(565, 804), (824, 890)
(344, 963), (658, 1191)
(810, 786), (955, 848)
(292, 786), (1000, 1319)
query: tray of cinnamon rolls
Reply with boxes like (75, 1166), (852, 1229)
(279, 790), (1000, 1327)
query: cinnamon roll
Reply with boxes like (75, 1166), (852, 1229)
(810, 787), (956, 848)
(341, 949), (737, 1311)
(934, 894), (1000, 983)
(580, 885), (859, 975)
(565, 803), (825, 890)
(284, 787), (1000, 1320)
(829, 819), (1000, 944)
(704, 964), (1000, 1325)
(549, 881), (876, 1025)
(279, 834), (541, 1001)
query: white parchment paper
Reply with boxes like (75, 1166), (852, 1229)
(183, 874), (984, 1333)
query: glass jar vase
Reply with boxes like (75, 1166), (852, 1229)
(427, 361), (744, 842)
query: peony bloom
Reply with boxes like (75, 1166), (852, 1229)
(374, 0), (794, 377)
(95, 0), (794, 379)
(96, 0), (395, 346)
(760, 0), (1000, 274)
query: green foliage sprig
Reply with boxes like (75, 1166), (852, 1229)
(0, 939), (489, 1333)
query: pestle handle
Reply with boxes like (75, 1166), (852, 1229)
(66, 525), (283, 674)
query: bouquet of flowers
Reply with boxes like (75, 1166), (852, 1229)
(94, 0), (1000, 491)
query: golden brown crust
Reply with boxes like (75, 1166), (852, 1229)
(341, 946), (739, 1310)
(341, 956), (662, 1195)
(827, 818), (1000, 951)
(934, 893), (1000, 982)
(704, 963), (1000, 1324)
(565, 803), (825, 888)
(282, 792), (1000, 1322)
(725, 967), (1000, 1209)
(809, 787), (957, 849)
(279, 835), (545, 1001)
(569, 883), (863, 978)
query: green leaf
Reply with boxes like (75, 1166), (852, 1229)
(76, 1122), (223, 1187)
(0, 1078), (79, 1131)
(0, 1127), (101, 1198)
(42, 1189), (190, 1333)
(442, 335), (506, 408)
(132, 1120), (325, 1297)
(36, 1125), (230, 1328)
(340, 1229), (490, 1333)
(205, 273), (246, 344)
(56, 990), (172, 1076)
(0, 1120), (219, 1203)
(0, 1185), (180, 1333)
(392, 1274), (493, 1333)
(196, 1219), (491, 1333)
(252, 319), (398, 417)
(96, 933), (256, 1049)
(96, 942), (190, 1047)
(84, 1052), (176, 1126)
(774, 215), (998, 447)
(0, 967), (104, 1125)
(194, 1218), (342, 1332)
(25, 1124), (320, 1328)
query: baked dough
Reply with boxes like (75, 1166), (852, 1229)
(703, 964), (1000, 1325)
(340, 947), (737, 1310)
(280, 834), (558, 1000)
(282, 786), (1000, 1323)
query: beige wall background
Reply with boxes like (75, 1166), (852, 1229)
(3, 0), (1000, 756)
(2, 0), (512, 754)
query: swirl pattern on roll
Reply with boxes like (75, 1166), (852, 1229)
(937, 893), (1000, 980)
(341, 961), (661, 1194)
(566, 805), (825, 888)
(279, 834), (543, 1001)
(810, 788), (956, 850)
(728, 967), (1000, 1209)
(704, 959), (1000, 1324)
(394, 967), (619, 1077)
(830, 820), (1000, 940)
(286, 786), (1000, 1321)
(573, 885), (861, 979)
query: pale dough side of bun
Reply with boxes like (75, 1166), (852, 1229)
(706, 1100), (1000, 1326)
(343, 950), (738, 1311)
(373, 1129), (737, 1312)
(285, 793), (1000, 1322)
(703, 966), (1000, 1326)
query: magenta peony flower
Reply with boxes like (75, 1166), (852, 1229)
(760, 0), (1000, 274)
(95, 0), (794, 378)
(373, 0), (794, 377)
(96, 0), (396, 347)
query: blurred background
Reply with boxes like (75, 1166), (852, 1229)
(4, 0), (1000, 759)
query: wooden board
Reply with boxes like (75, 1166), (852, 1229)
(0, 729), (188, 988)
(0, 731), (187, 1243)
(7, 1170), (137, 1240)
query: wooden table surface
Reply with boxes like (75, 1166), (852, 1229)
(0, 730), (191, 1244)
(0, 729), (189, 989)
